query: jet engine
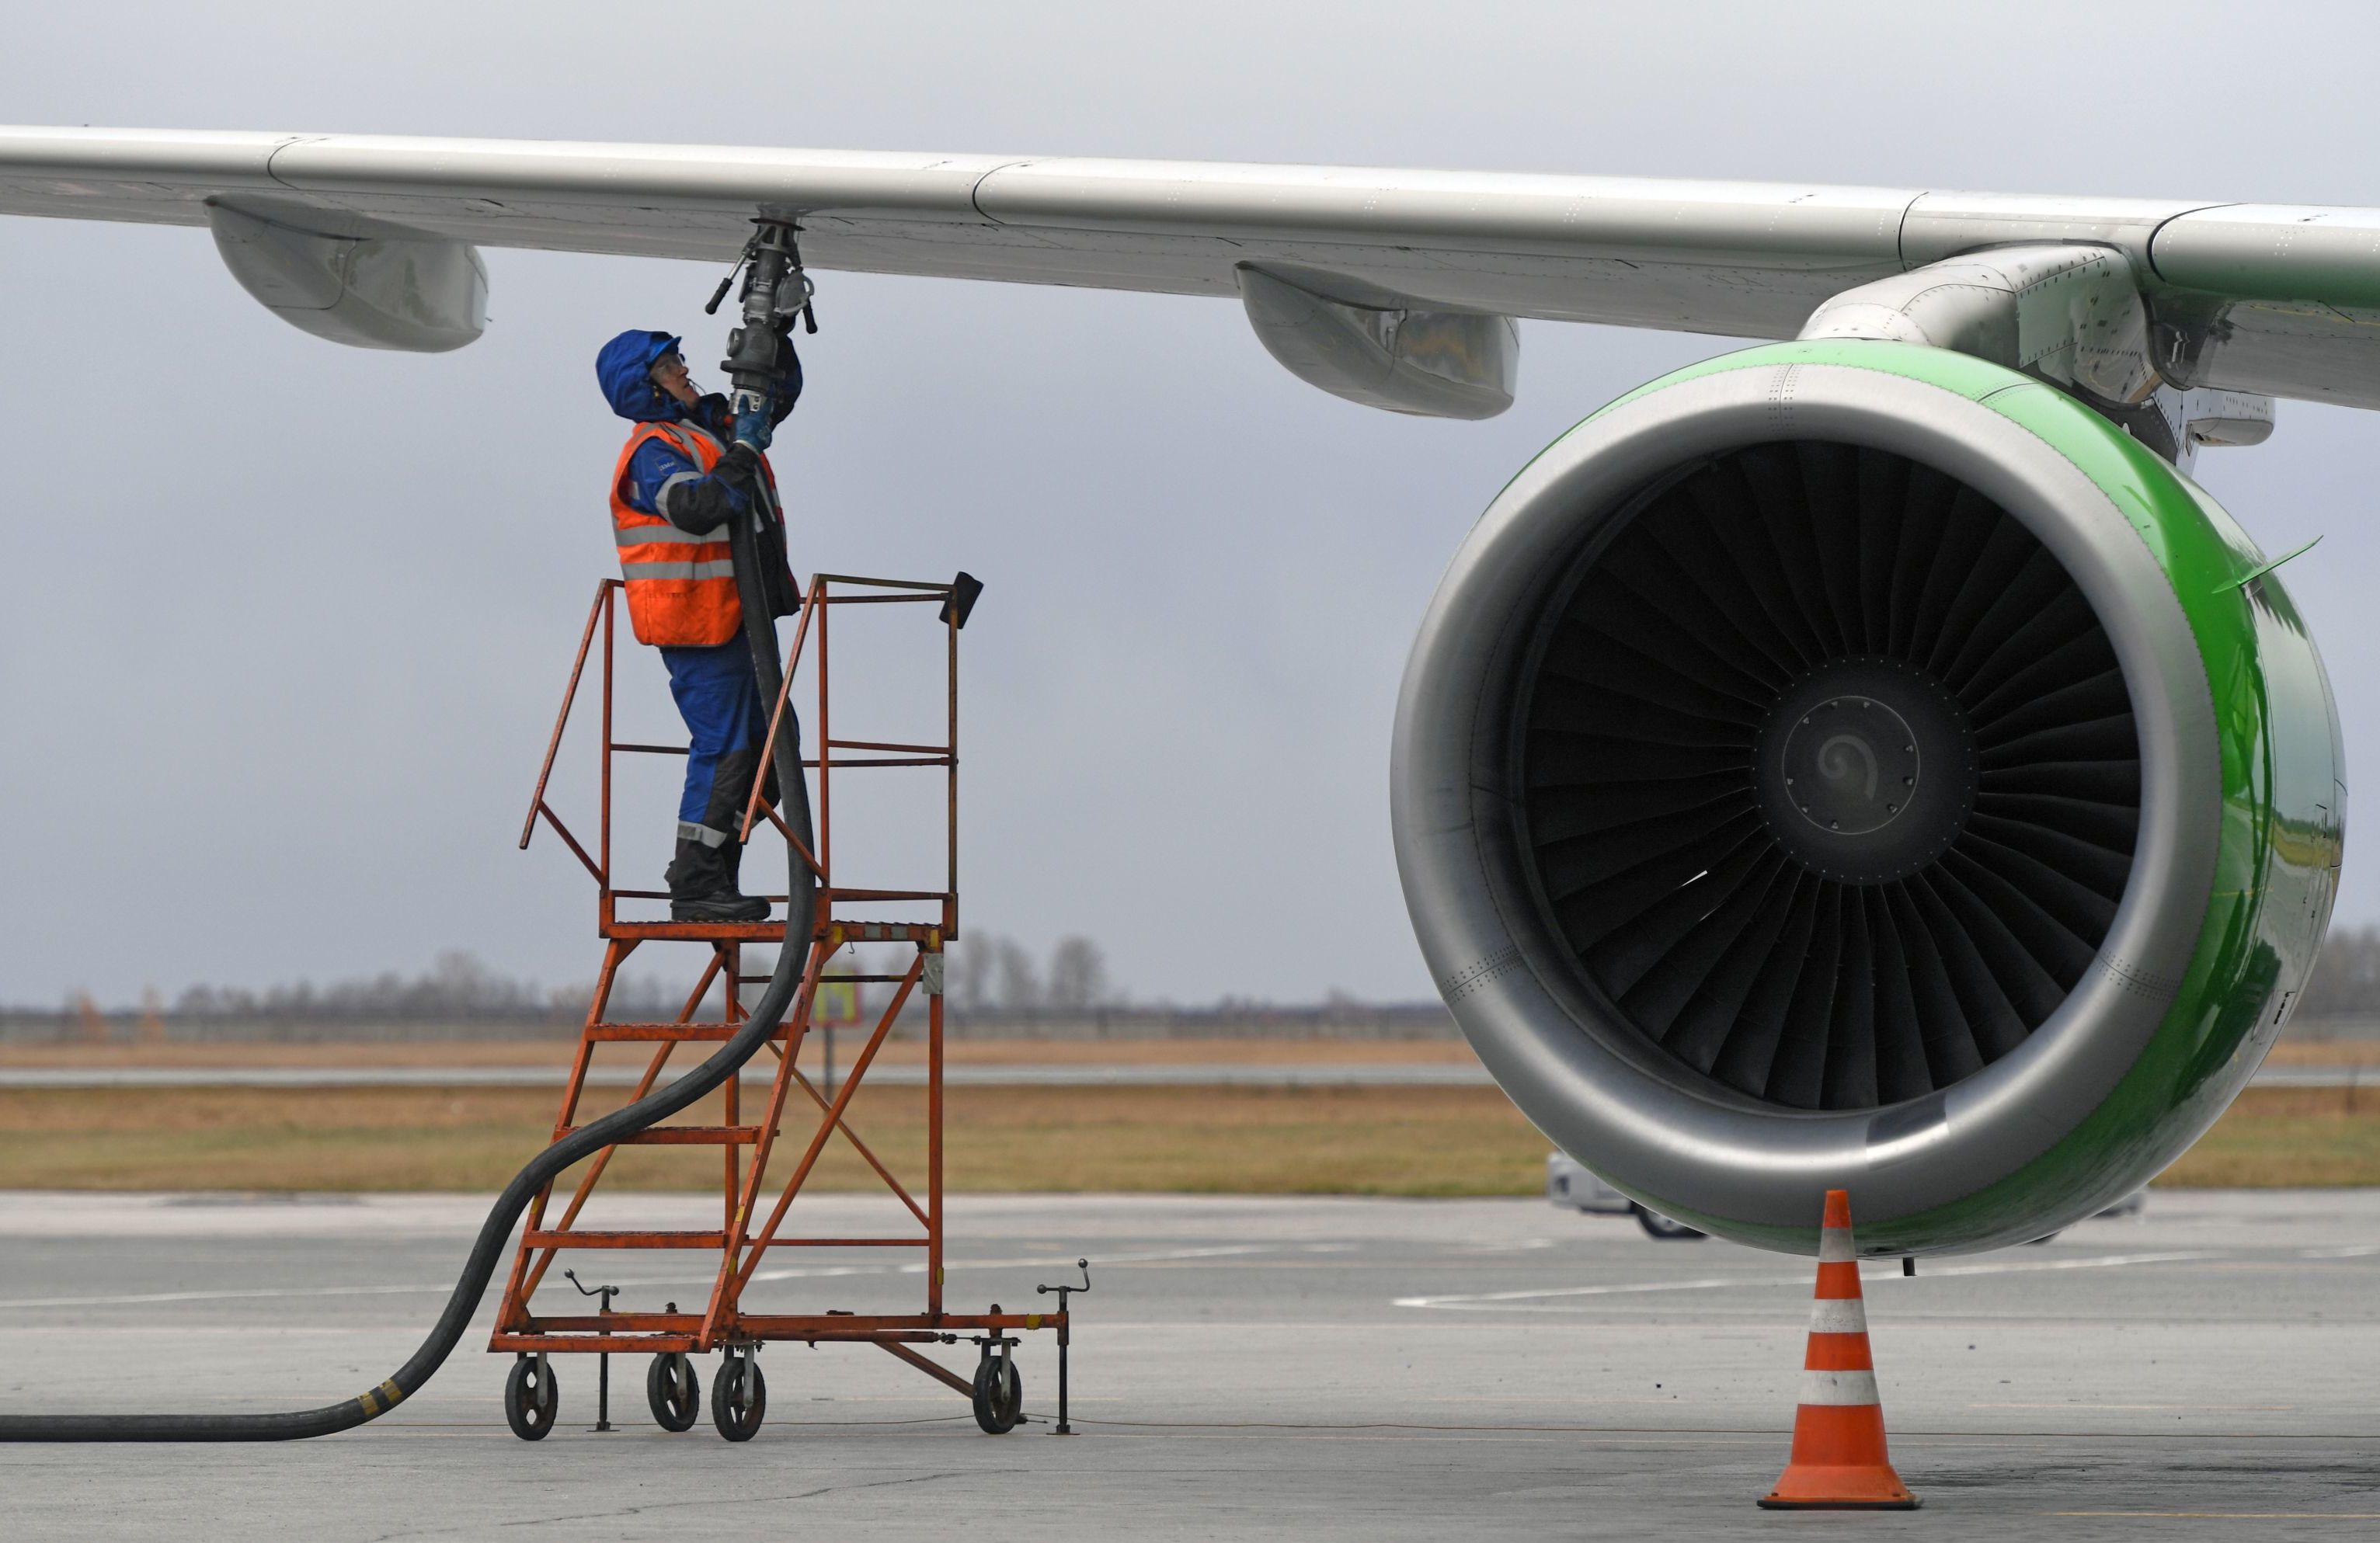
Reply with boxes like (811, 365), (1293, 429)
(1393, 340), (2344, 1256)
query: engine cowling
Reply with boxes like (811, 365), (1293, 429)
(1394, 339), (2344, 1256)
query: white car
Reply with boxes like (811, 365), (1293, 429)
(1546, 1152), (1706, 1240)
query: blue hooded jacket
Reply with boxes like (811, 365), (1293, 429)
(597, 328), (802, 526)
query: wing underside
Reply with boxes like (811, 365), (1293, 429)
(3, 127), (2377, 406)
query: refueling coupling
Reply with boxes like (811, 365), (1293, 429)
(705, 218), (816, 450)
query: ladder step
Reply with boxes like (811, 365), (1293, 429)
(521, 1229), (728, 1249)
(599, 921), (795, 944)
(559, 1125), (762, 1145)
(586, 1022), (779, 1041)
(823, 919), (943, 944)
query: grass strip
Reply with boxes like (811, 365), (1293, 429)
(0, 1084), (1548, 1196)
(0, 1083), (2371, 1194)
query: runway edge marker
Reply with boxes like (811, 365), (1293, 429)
(1757, 1189), (1919, 1511)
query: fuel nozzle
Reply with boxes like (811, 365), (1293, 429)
(715, 218), (814, 450)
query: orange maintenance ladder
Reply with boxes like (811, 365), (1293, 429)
(497, 572), (1076, 1442)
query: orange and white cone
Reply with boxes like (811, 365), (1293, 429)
(1758, 1189), (1919, 1510)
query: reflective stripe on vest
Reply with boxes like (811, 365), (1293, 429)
(608, 419), (742, 648)
(621, 558), (739, 581)
(612, 522), (726, 547)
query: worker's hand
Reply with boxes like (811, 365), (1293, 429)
(731, 405), (775, 452)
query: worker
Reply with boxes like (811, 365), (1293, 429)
(597, 328), (802, 922)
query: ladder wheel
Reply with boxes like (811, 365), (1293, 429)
(646, 1352), (701, 1432)
(503, 1354), (558, 1441)
(711, 1350), (767, 1442)
(971, 1354), (1022, 1434)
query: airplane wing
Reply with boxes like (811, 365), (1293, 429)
(2, 126), (2376, 411)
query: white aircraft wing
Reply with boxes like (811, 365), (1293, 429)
(3, 127), (2377, 410)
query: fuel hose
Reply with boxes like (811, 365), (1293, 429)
(0, 522), (816, 1442)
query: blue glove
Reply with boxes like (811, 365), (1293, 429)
(732, 402), (775, 451)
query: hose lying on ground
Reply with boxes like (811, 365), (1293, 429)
(0, 564), (816, 1442)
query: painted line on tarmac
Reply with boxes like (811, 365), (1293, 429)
(1978, 1402), (2295, 1411)
(2055, 1513), (2380, 1520)
(0, 1242), (1305, 1312)
(1392, 1249), (2222, 1310)
(755, 1240), (1293, 1284)
(0, 1281), (475, 1310)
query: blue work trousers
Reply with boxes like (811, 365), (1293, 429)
(659, 638), (775, 847)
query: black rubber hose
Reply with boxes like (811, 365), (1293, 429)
(0, 547), (817, 1442)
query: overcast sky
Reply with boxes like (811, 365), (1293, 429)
(4, 2), (2377, 1008)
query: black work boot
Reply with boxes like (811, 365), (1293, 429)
(665, 835), (767, 923)
(719, 838), (771, 916)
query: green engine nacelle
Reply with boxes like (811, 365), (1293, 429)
(1393, 339), (2345, 1256)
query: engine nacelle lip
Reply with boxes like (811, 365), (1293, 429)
(1393, 346), (2225, 1253)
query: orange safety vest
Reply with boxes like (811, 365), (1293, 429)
(607, 420), (778, 648)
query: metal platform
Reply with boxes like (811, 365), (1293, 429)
(496, 573), (1073, 1440)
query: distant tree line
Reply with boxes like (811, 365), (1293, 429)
(30, 924), (2380, 1032)
(158, 950), (686, 1023)
(943, 933), (1116, 1017)
(30, 936), (1131, 1025)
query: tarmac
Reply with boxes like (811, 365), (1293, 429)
(3, 1062), (2373, 1087)
(1, 1189), (2376, 1540)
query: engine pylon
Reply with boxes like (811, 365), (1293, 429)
(1758, 1190), (1919, 1510)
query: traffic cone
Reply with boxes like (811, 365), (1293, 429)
(1758, 1189), (1919, 1510)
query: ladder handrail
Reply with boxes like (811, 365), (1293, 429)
(522, 573), (958, 933)
(517, 580), (613, 851)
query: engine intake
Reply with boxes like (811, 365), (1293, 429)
(1525, 439), (2135, 1113)
(1394, 342), (2341, 1255)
